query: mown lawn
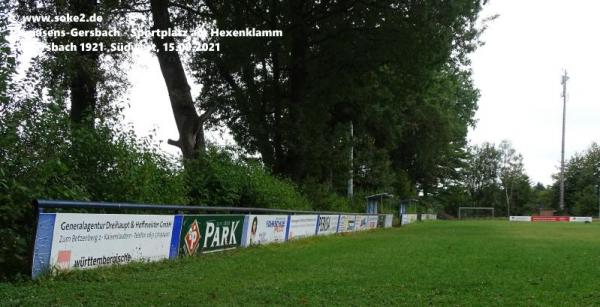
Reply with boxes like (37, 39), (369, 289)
(2, 221), (600, 306)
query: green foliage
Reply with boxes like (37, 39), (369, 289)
(186, 147), (311, 210)
(300, 180), (350, 213)
(191, 0), (485, 198)
(552, 143), (600, 215)
(0, 2), (16, 108)
(440, 141), (534, 217)
(0, 96), (312, 280)
(0, 91), (188, 280)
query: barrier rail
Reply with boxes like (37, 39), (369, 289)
(33, 199), (355, 215)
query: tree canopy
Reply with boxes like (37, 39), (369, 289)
(191, 0), (485, 197)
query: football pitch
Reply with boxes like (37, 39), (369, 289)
(2, 220), (600, 306)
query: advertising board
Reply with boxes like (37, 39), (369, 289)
(401, 214), (409, 226)
(32, 209), (399, 278)
(287, 215), (318, 240)
(179, 215), (245, 256)
(242, 215), (288, 246)
(569, 216), (593, 223)
(354, 215), (368, 231)
(32, 213), (179, 278)
(421, 214), (437, 220)
(401, 214), (418, 225)
(316, 215), (340, 236)
(338, 215), (356, 232)
(509, 216), (532, 222)
(384, 214), (393, 228)
(531, 216), (570, 222)
(367, 215), (379, 229)
(377, 215), (386, 228)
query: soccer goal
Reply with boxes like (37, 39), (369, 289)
(458, 207), (495, 219)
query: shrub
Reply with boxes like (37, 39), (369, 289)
(186, 147), (311, 210)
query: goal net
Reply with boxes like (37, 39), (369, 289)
(458, 207), (495, 219)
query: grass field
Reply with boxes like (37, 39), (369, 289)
(2, 221), (600, 306)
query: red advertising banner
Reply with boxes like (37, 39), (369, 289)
(531, 216), (570, 222)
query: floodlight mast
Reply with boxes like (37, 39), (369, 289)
(559, 70), (569, 212)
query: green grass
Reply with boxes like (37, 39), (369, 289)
(3, 221), (600, 306)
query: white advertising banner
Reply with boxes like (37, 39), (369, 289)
(401, 214), (418, 225)
(338, 215), (356, 232)
(384, 214), (393, 228)
(354, 215), (368, 231)
(569, 216), (592, 223)
(316, 215), (340, 236)
(367, 215), (379, 229)
(401, 214), (409, 226)
(243, 215), (288, 246)
(287, 215), (318, 240)
(421, 214), (437, 220)
(509, 216), (532, 222)
(48, 213), (176, 271)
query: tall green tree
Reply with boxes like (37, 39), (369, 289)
(552, 143), (600, 215)
(190, 0), (486, 197)
(458, 141), (533, 216)
(498, 140), (526, 216)
(464, 142), (500, 207)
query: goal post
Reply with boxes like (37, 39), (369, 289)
(458, 207), (495, 219)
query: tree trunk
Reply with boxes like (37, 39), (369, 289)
(150, 0), (206, 160)
(285, 0), (309, 181)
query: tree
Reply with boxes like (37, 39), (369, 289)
(0, 0), (15, 110)
(189, 0), (486, 195)
(458, 142), (532, 216)
(552, 143), (600, 215)
(464, 143), (500, 206)
(15, 0), (120, 128)
(147, 0), (214, 160)
(498, 140), (526, 216)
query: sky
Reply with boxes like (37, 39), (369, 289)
(468, 0), (600, 185)
(10, 1), (600, 186)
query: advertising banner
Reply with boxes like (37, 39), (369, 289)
(384, 214), (393, 228)
(32, 213), (179, 278)
(509, 216), (532, 222)
(401, 214), (409, 226)
(569, 216), (593, 223)
(242, 215), (288, 246)
(531, 216), (570, 222)
(354, 215), (369, 231)
(287, 215), (319, 240)
(179, 215), (245, 256)
(377, 215), (386, 228)
(367, 215), (379, 229)
(338, 215), (356, 232)
(401, 214), (418, 225)
(316, 215), (340, 236)
(421, 214), (437, 220)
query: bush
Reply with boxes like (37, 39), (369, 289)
(0, 102), (315, 280)
(186, 147), (311, 210)
(0, 99), (188, 280)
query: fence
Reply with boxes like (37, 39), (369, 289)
(31, 199), (394, 278)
